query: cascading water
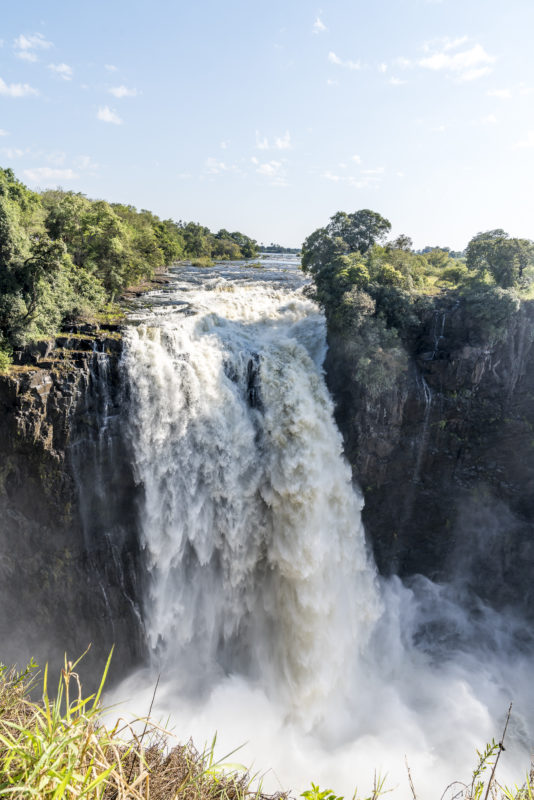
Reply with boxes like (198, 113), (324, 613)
(113, 256), (534, 798)
(123, 265), (381, 721)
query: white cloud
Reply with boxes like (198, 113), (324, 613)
(0, 77), (38, 98)
(97, 106), (122, 125)
(17, 51), (38, 63)
(395, 57), (412, 69)
(220, 140), (229, 149)
(351, 154), (361, 164)
(255, 130), (292, 150)
(487, 88), (512, 99)
(0, 129), (8, 136)
(389, 76), (407, 85)
(255, 131), (269, 150)
(362, 167), (385, 175)
(480, 114), (497, 125)
(255, 159), (288, 186)
(105, 64), (118, 72)
(326, 78), (338, 86)
(23, 167), (78, 183)
(274, 131), (291, 150)
(514, 131), (534, 148)
(14, 33), (52, 54)
(313, 17), (327, 34)
(108, 85), (138, 98)
(48, 63), (73, 81)
(328, 51), (361, 70)
(419, 40), (495, 82)
(204, 157), (240, 175)
(257, 160), (282, 176)
(378, 63), (388, 73)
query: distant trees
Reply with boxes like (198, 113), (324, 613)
(0, 167), (259, 367)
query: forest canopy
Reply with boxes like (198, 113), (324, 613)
(0, 167), (258, 367)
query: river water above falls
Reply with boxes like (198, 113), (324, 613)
(111, 255), (534, 798)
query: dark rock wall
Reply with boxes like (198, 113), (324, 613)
(326, 298), (534, 612)
(0, 332), (145, 684)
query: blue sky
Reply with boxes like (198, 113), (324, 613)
(1, 0), (533, 249)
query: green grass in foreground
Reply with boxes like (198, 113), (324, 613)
(0, 652), (532, 799)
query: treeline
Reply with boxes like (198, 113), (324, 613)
(0, 167), (258, 367)
(301, 209), (534, 396)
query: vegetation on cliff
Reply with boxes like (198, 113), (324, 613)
(0, 167), (258, 368)
(301, 209), (534, 396)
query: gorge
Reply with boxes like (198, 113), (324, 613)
(1, 255), (534, 796)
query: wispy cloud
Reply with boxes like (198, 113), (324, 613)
(253, 158), (288, 186)
(23, 166), (78, 183)
(108, 85), (138, 98)
(313, 17), (327, 34)
(351, 154), (361, 164)
(97, 106), (122, 124)
(378, 63), (387, 73)
(75, 154), (99, 171)
(274, 131), (291, 149)
(204, 157), (240, 175)
(255, 130), (292, 150)
(322, 170), (381, 189)
(328, 51), (361, 70)
(389, 76), (407, 85)
(0, 77), (38, 97)
(48, 63), (73, 81)
(104, 64), (117, 72)
(0, 129), (8, 137)
(480, 113), (497, 125)
(0, 147), (25, 159)
(419, 38), (495, 81)
(14, 32), (52, 61)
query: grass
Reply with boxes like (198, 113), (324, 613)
(0, 651), (282, 800)
(0, 653), (532, 800)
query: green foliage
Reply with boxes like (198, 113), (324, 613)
(460, 283), (520, 344)
(466, 230), (534, 289)
(302, 783), (344, 800)
(0, 168), (258, 355)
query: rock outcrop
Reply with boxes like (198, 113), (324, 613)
(326, 295), (534, 613)
(0, 329), (145, 683)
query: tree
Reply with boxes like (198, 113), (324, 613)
(466, 230), (534, 288)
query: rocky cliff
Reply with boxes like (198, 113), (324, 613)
(326, 294), (534, 613)
(0, 329), (145, 681)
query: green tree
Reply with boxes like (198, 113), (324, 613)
(466, 230), (534, 288)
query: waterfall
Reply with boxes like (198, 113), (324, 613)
(123, 276), (381, 719)
(112, 260), (534, 798)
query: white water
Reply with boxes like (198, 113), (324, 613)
(114, 258), (534, 798)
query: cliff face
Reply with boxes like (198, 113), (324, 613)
(326, 296), (534, 612)
(0, 330), (145, 681)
